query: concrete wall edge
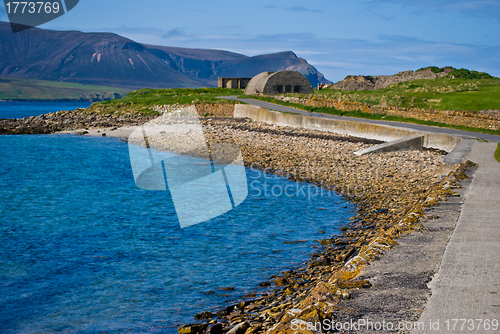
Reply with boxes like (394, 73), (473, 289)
(234, 104), (462, 153)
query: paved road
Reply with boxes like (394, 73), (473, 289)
(222, 96), (500, 143)
(417, 142), (500, 333)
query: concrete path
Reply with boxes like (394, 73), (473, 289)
(222, 96), (500, 143)
(416, 141), (500, 333)
(443, 139), (477, 164)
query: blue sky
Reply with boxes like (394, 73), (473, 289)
(1, 0), (499, 82)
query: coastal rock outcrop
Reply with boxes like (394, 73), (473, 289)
(332, 68), (454, 91)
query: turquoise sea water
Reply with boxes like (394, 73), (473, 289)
(0, 104), (354, 333)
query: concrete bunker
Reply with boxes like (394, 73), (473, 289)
(218, 77), (251, 89)
(244, 71), (314, 95)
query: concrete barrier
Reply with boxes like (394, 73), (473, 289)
(235, 104), (418, 142)
(442, 139), (476, 164)
(355, 135), (425, 156)
(234, 104), (462, 153)
(424, 132), (462, 153)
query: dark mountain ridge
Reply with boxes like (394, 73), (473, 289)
(0, 22), (331, 89)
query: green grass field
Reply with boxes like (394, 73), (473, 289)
(88, 87), (242, 115)
(0, 76), (130, 101)
(319, 77), (500, 111)
(495, 144), (500, 163)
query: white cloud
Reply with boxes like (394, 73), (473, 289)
(308, 61), (361, 68)
(227, 48), (284, 56)
(293, 50), (328, 55)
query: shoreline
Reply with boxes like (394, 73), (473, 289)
(1, 106), (469, 333)
(111, 113), (452, 333)
(57, 126), (139, 139)
(0, 108), (156, 135)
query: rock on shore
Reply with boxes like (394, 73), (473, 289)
(0, 109), (155, 135)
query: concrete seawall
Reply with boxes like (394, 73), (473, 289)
(234, 104), (462, 152)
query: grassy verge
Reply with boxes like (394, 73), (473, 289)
(495, 144), (500, 163)
(0, 76), (130, 101)
(240, 95), (500, 137)
(88, 87), (242, 115)
(239, 94), (317, 111)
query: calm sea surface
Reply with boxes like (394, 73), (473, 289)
(0, 103), (354, 333)
(0, 101), (92, 119)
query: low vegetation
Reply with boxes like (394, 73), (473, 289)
(416, 66), (493, 79)
(495, 144), (500, 163)
(0, 76), (130, 101)
(87, 87), (241, 115)
(320, 77), (500, 111)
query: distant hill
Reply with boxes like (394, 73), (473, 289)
(0, 22), (331, 90)
(332, 67), (494, 91)
(0, 76), (130, 101)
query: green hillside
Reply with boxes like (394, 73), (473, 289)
(0, 76), (130, 101)
(239, 68), (500, 136)
(321, 76), (500, 112)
